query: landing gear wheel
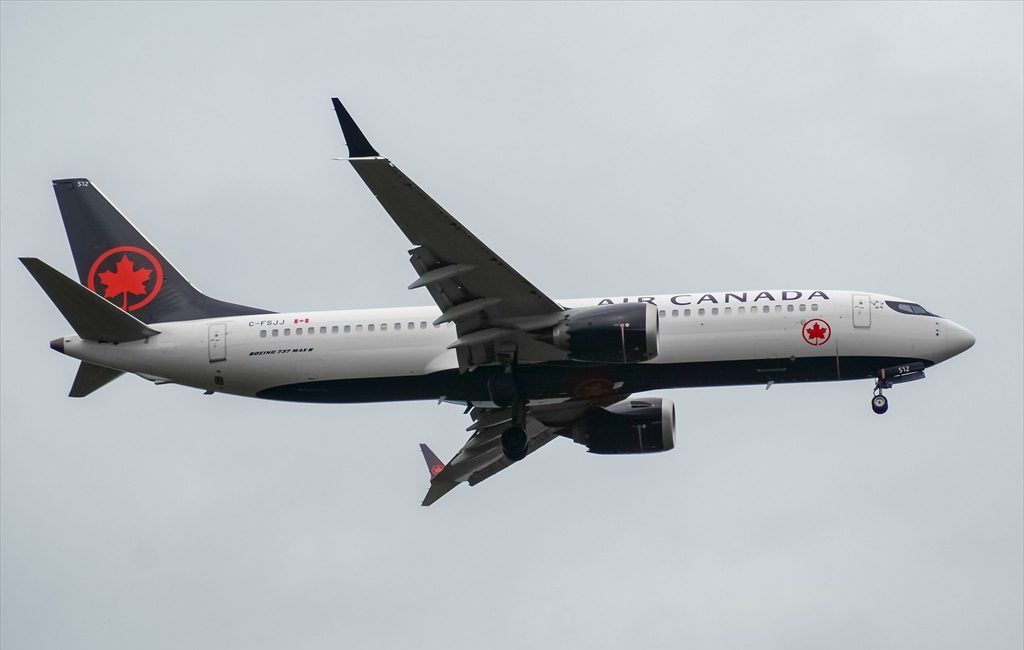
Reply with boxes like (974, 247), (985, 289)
(487, 373), (518, 409)
(871, 394), (889, 415)
(501, 426), (528, 462)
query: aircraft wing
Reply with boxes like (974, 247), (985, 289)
(419, 396), (626, 506)
(332, 98), (566, 371)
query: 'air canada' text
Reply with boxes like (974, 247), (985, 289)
(596, 291), (831, 306)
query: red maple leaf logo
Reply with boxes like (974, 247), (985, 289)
(806, 322), (827, 341)
(97, 254), (152, 310)
(430, 464), (444, 477)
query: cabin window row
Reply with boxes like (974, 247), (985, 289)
(658, 303), (819, 318)
(259, 321), (452, 338)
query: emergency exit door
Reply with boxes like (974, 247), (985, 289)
(208, 323), (227, 362)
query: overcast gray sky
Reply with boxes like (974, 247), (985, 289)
(2, 2), (1021, 649)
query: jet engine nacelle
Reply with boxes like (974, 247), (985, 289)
(551, 303), (659, 363)
(570, 397), (676, 455)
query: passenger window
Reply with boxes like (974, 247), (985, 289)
(333, 326), (341, 334)
(684, 309), (691, 317)
(659, 310), (666, 317)
(284, 328), (291, 336)
(420, 322), (427, 329)
(272, 329), (279, 337)
(698, 308), (706, 316)
(738, 306), (745, 314)
(395, 323), (401, 330)
(799, 304), (806, 312)
(320, 326), (327, 334)
(712, 308), (719, 316)
(725, 307), (732, 315)
(356, 325), (363, 332)
(671, 309), (679, 317)
(775, 305), (782, 312)
(811, 304), (819, 311)
(295, 328), (303, 336)
(260, 330), (267, 338)
(762, 306), (770, 313)
(341, 325), (349, 333)
(408, 322), (415, 330)
(787, 304), (794, 312)
(369, 324), (376, 332)
(434, 324), (441, 329)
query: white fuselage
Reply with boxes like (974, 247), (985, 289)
(53, 289), (974, 404)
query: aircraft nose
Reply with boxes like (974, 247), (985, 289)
(946, 321), (976, 358)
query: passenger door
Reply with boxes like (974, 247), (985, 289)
(208, 323), (227, 362)
(852, 294), (871, 328)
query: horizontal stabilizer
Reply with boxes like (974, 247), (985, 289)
(20, 257), (160, 342)
(70, 362), (124, 397)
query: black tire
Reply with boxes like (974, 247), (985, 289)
(871, 394), (889, 415)
(488, 373), (518, 409)
(501, 426), (528, 462)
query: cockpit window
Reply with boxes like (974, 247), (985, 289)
(885, 300), (940, 318)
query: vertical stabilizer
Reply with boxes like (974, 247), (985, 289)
(53, 178), (272, 324)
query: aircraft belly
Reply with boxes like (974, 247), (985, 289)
(254, 354), (931, 404)
(230, 342), (448, 396)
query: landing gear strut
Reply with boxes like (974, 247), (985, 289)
(491, 352), (529, 461)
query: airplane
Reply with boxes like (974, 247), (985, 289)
(20, 98), (977, 505)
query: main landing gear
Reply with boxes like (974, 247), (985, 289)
(501, 424), (528, 462)
(487, 370), (518, 409)
(870, 362), (927, 415)
(489, 354), (529, 462)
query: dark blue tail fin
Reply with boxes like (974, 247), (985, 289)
(53, 178), (272, 324)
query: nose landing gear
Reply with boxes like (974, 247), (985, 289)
(871, 391), (889, 415)
(870, 362), (927, 415)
